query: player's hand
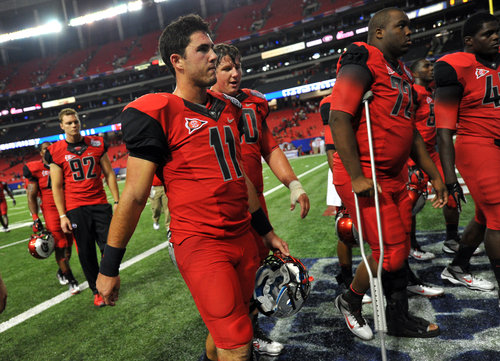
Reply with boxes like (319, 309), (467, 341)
(97, 273), (121, 306)
(263, 231), (290, 257)
(32, 218), (43, 233)
(60, 216), (73, 234)
(289, 181), (310, 218)
(12, 199), (16, 206)
(0, 276), (7, 314)
(351, 176), (382, 197)
(430, 178), (448, 209)
(446, 182), (466, 212)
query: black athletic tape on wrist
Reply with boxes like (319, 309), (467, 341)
(251, 208), (273, 236)
(99, 244), (126, 277)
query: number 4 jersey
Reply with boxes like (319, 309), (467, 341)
(435, 51), (500, 138)
(119, 90), (250, 243)
(45, 136), (108, 211)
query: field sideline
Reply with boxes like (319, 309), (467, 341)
(0, 154), (496, 361)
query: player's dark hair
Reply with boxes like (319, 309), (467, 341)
(462, 12), (498, 40)
(158, 14), (211, 75)
(213, 43), (241, 67)
(58, 108), (78, 123)
(38, 141), (51, 151)
(410, 58), (426, 74)
(367, 7), (403, 43)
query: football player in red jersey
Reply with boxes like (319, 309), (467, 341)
(45, 108), (120, 307)
(23, 142), (80, 294)
(0, 180), (16, 232)
(96, 14), (289, 361)
(330, 7), (447, 340)
(408, 58), (462, 260)
(211, 43), (309, 358)
(436, 12), (499, 295)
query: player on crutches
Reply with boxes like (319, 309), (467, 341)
(329, 7), (447, 348)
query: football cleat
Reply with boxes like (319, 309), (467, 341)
(94, 294), (106, 307)
(335, 294), (373, 340)
(335, 205), (359, 247)
(68, 280), (81, 295)
(407, 283), (444, 298)
(153, 222), (160, 230)
(409, 248), (435, 261)
(253, 254), (313, 318)
(57, 269), (69, 285)
(252, 326), (284, 356)
(28, 231), (55, 259)
(441, 265), (494, 291)
(442, 239), (481, 255)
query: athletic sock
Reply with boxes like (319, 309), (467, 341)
(451, 245), (477, 269)
(446, 223), (459, 241)
(490, 259), (500, 288)
(343, 284), (364, 308)
(339, 264), (353, 285)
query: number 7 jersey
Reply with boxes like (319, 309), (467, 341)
(44, 136), (108, 211)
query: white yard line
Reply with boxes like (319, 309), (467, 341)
(0, 238), (30, 249)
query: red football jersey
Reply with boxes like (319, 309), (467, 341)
(120, 90), (249, 242)
(0, 182), (5, 201)
(151, 174), (163, 187)
(23, 160), (55, 209)
(320, 95), (334, 147)
(435, 52), (500, 137)
(330, 42), (416, 184)
(235, 88), (278, 195)
(413, 83), (436, 154)
(45, 136), (108, 211)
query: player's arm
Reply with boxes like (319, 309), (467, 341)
(409, 130), (447, 208)
(49, 163), (72, 233)
(3, 183), (15, 205)
(434, 61), (465, 211)
(264, 147), (309, 218)
(97, 156), (157, 305)
(244, 172), (289, 256)
(330, 63), (380, 196)
(27, 182), (44, 232)
(100, 153), (120, 209)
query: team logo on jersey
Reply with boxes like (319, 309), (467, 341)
(475, 68), (489, 79)
(386, 65), (395, 75)
(42, 170), (50, 177)
(227, 117), (234, 124)
(65, 155), (75, 161)
(222, 93), (242, 108)
(185, 118), (208, 134)
(90, 139), (101, 147)
(426, 96), (432, 104)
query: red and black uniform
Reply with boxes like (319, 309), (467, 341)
(435, 51), (500, 229)
(235, 88), (279, 260)
(119, 90), (259, 350)
(320, 94), (335, 151)
(45, 136), (112, 294)
(23, 160), (74, 248)
(0, 182), (7, 216)
(330, 42), (416, 271)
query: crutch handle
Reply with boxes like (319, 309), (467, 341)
(362, 90), (374, 102)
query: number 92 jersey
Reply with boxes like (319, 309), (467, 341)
(330, 42), (416, 181)
(45, 136), (108, 211)
(120, 90), (250, 243)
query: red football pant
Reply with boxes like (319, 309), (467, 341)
(42, 206), (74, 248)
(174, 232), (260, 349)
(0, 199), (7, 216)
(336, 180), (412, 272)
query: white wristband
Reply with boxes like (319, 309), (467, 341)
(289, 180), (306, 205)
(59, 214), (67, 219)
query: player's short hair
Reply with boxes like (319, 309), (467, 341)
(367, 7), (403, 43)
(158, 14), (211, 75)
(39, 141), (51, 151)
(462, 12), (498, 40)
(213, 43), (241, 67)
(58, 108), (78, 123)
(410, 58), (426, 74)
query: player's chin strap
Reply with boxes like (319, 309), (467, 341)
(353, 90), (387, 361)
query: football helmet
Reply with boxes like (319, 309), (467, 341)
(28, 231), (55, 259)
(407, 166), (428, 216)
(253, 254), (313, 318)
(335, 205), (359, 247)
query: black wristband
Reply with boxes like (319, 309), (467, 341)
(251, 208), (273, 236)
(99, 244), (126, 277)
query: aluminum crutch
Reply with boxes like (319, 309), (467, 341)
(353, 90), (387, 361)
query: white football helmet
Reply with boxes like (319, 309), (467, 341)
(28, 231), (55, 259)
(253, 254), (313, 318)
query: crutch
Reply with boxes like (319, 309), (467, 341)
(353, 90), (387, 361)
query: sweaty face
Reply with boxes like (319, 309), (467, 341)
(182, 31), (217, 88)
(60, 114), (81, 137)
(469, 21), (500, 57)
(382, 10), (412, 57)
(415, 60), (434, 83)
(214, 55), (242, 96)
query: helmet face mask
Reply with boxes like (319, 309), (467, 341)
(407, 166), (429, 216)
(28, 231), (55, 259)
(253, 254), (312, 318)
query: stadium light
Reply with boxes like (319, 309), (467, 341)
(69, 1), (143, 27)
(0, 20), (62, 44)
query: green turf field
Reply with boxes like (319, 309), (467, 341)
(0, 154), (477, 360)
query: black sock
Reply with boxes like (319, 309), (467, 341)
(451, 245), (477, 269)
(340, 264), (353, 285)
(63, 269), (76, 282)
(490, 259), (500, 288)
(343, 284), (364, 307)
(446, 223), (459, 241)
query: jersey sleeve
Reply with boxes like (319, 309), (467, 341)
(434, 61), (463, 130)
(44, 148), (54, 165)
(23, 164), (37, 182)
(260, 120), (279, 157)
(320, 98), (331, 125)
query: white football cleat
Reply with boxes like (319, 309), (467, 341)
(441, 265), (494, 291)
(407, 283), (444, 298)
(335, 294), (373, 340)
(410, 248), (435, 261)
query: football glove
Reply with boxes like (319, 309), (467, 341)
(32, 218), (44, 233)
(289, 180), (306, 206)
(446, 182), (466, 213)
(12, 198), (16, 206)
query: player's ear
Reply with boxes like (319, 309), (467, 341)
(375, 27), (384, 40)
(463, 35), (473, 48)
(170, 53), (183, 73)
